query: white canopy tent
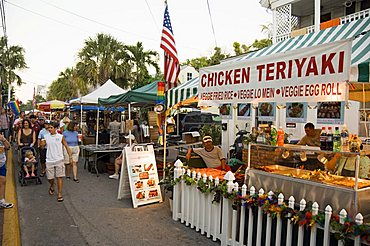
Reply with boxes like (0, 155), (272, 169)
(69, 79), (128, 145)
(70, 79), (127, 104)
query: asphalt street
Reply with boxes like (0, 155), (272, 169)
(13, 149), (220, 246)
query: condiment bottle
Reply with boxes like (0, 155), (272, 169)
(277, 127), (284, 147)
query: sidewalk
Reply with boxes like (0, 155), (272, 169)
(9, 148), (220, 246)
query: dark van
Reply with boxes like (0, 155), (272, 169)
(180, 112), (221, 133)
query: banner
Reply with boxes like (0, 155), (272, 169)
(199, 40), (351, 106)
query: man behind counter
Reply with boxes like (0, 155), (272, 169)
(186, 136), (231, 171)
(297, 122), (322, 146)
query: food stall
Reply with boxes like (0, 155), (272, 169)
(246, 143), (370, 215)
(196, 34), (370, 216)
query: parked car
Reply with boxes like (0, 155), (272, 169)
(179, 112), (221, 133)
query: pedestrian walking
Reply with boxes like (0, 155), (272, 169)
(7, 109), (15, 142)
(44, 121), (72, 202)
(0, 108), (9, 140)
(0, 133), (13, 208)
(62, 122), (80, 182)
(108, 115), (121, 145)
(37, 119), (49, 177)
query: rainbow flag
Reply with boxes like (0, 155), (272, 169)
(8, 100), (21, 116)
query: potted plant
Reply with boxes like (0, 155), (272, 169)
(159, 164), (175, 211)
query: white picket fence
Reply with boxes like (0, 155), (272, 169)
(171, 162), (369, 246)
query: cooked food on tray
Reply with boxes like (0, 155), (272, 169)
(139, 172), (149, 180)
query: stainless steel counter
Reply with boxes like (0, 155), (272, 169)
(247, 169), (370, 216)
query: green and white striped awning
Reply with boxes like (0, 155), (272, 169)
(167, 77), (198, 108)
(225, 16), (370, 82)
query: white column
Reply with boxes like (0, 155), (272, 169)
(314, 0), (321, 32)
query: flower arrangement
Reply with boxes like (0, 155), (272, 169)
(171, 173), (370, 243)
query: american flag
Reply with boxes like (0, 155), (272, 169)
(160, 3), (179, 90)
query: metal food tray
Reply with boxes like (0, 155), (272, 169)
(248, 169), (370, 216)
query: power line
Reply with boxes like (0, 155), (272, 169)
(5, 0), (86, 32)
(206, 0), (218, 47)
(37, 0), (159, 42)
(144, 0), (160, 33)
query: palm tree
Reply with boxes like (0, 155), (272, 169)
(76, 33), (131, 88)
(125, 42), (160, 88)
(47, 67), (88, 101)
(0, 36), (27, 103)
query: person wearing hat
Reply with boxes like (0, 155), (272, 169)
(38, 119), (50, 177)
(186, 135), (230, 171)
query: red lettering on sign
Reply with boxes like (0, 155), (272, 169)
(266, 63), (274, 81)
(295, 57), (307, 77)
(321, 52), (335, 75)
(338, 51), (344, 73)
(256, 64), (265, 82)
(276, 61), (286, 80)
(306, 57), (319, 76)
(218, 71), (224, 86)
(234, 68), (241, 84)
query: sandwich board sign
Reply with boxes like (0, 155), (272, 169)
(118, 144), (162, 208)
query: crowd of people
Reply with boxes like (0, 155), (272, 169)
(0, 108), (81, 207)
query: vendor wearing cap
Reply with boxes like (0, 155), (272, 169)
(186, 136), (230, 171)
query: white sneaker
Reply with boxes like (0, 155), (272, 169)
(109, 174), (119, 180)
(0, 201), (14, 209)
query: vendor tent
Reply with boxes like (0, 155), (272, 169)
(69, 105), (125, 112)
(98, 80), (159, 106)
(37, 100), (67, 111)
(223, 16), (369, 83)
(167, 77), (199, 108)
(69, 79), (127, 105)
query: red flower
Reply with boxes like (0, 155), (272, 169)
(305, 211), (312, 219)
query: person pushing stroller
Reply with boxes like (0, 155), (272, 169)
(24, 150), (37, 178)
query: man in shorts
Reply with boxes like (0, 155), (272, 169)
(0, 133), (13, 208)
(44, 122), (72, 202)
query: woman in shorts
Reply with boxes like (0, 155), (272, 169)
(62, 122), (80, 182)
(0, 133), (12, 208)
(44, 122), (72, 202)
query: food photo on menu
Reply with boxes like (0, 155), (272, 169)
(139, 172), (149, 180)
(144, 163), (154, 172)
(259, 102), (274, 116)
(136, 191), (145, 200)
(317, 102), (342, 119)
(237, 103), (251, 117)
(149, 189), (159, 198)
(147, 179), (155, 187)
(135, 180), (144, 190)
(131, 164), (142, 174)
(286, 103), (304, 118)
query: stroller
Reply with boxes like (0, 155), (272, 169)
(18, 146), (42, 186)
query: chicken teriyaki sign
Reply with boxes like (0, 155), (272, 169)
(198, 40), (351, 106)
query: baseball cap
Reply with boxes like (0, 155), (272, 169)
(203, 136), (213, 143)
(38, 116), (45, 120)
(44, 120), (51, 124)
(125, 134), (136, 140)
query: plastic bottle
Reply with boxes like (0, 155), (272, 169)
(277, 127), (284, 147)
(320, 127), (327, 150)
(270, 125), (277, 146)
(326, 126), (333, 151)
(333, 126), (341, 152)
(341, 125), (349, 152)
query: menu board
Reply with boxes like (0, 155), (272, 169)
(124, 145), (162, 208)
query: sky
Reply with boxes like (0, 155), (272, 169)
(5, 0), (272, 103)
